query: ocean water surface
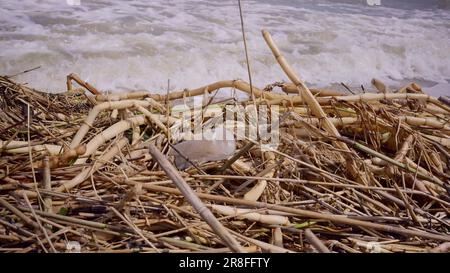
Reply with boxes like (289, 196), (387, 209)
(0, 0), (449, 96)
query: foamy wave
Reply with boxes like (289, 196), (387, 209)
(0, 0), (449, 94)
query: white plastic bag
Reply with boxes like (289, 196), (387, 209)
(171, 125), (235, 170)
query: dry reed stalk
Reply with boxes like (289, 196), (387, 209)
(267, 92), (447, 110)
(262, 30), (367, 185)
(41, 156), (52, 213)
(398, 116), (450, 131)
(230, 159), (254, 175)
(16, 138), (129, 199)
(305, 228), (331, 253)
(282, 117), (358, 128)
(371, 78), (388, 93)
(429, 151), (444, 173)
(336, 136), (445, 187)
(272, 227), (283, 248)
(226, 228), (295, 253)
(21, 193), (57, 253)
(146, 80), (284, 101)
(34, 145), (86, 169)
(320, 93), (450, 113)
(66, 73), (101, 95)
(58, 138), (129, 193)
(16, 205), (131, 235)
(0, 140), (62, 155)
(147, 144), (246, 253)
(198, 174), (400, 193)
(191, 246), (259, 253)
(233, 164), (278, 194)
(69, 100), (152, 149)
(397, 82), (422, 93)
(0, 197), (40, 230)
(425, 104), (449, 115)
(424, 135), (450, 148)
(262, 30), (340, 138)
(385, 134), (414, 173)
(244, 151), (275, 201)
(210, 204), (290, 225)
(109, 206), (159, 251)
(95, 91), (149, 102)
(281, 83), (344, 96)
(278, 106), (357, 117)
(134, 104), (168, 134)
(80, 116), (146, 159)
(0, 218), (35, 238)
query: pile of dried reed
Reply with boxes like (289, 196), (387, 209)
(0, 30), (449, 253)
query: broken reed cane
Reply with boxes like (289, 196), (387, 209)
(67, 73), (101, 95)
(262, 29), (368, 185)
(304, 228), (331, 253)
(261, 30), (343, 143)
(147, 144), (246, 253)
(42, 156), (52, 213)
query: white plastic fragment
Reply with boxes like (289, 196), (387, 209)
(66, 241), (81, 253)
(171, 125), (236, 170)
(366, 242), (381, 253)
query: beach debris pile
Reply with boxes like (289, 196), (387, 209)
(0, 30), (449, 253)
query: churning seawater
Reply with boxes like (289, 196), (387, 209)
(0, 0), (449, 96)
